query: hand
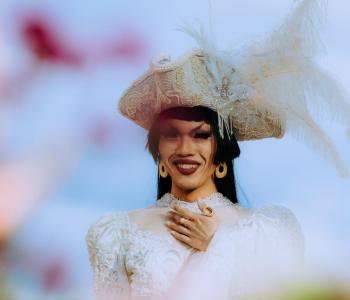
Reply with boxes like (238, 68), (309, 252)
(164, 202), (220, 251)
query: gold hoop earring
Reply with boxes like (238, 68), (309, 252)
(215, 162), (227, 178)
(159, 160), (168, 178)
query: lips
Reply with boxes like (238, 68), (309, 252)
(173, 159), (200, 175)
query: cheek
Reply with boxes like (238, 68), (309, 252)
(199, 139), (216, 166)
(158, 140), (175, 160)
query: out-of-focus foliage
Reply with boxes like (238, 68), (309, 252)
(274, 282), (350, 300)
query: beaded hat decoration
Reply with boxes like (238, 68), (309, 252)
(118, 0), (350, 176)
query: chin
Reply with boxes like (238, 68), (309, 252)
(172, 178), (201, 192)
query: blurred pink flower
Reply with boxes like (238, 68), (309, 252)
(88, 118), (114, 147)
(16, 248), (71, 292)
(95, 28), (148, 65)
(42, 256), (69, 292)
(20, 13), (84, 66)
(111, 29), (147, 62)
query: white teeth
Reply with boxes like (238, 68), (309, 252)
(177, 164), (198, 169)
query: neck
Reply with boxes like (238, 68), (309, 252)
(170, 178), (217, 203)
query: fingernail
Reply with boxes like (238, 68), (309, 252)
(165, 221), (171, 226)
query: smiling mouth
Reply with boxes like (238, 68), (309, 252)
(174, 163), (200, 175)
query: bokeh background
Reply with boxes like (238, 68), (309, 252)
(0, 0), (349, 299)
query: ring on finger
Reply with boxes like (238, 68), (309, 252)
(202, 206), (214, 217)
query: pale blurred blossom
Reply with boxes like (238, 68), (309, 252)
(0, 139), (80, 241)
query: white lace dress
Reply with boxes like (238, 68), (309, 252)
(86, 192), (305, 300)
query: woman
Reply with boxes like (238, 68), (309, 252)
(86, 0), (350, 299)
(86, 105), (305, 300)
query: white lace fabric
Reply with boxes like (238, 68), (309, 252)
(86, 192), (305, 300)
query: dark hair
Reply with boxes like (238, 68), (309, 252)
(145, 106), (241, 204)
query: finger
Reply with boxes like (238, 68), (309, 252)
(167, 210), (181, 220)
(168, 210), (185, 219)
(167, 211), (183, 224)
(169, 230), (191, 244)
(197, 202), (214, 217)
(169, 214), (196, 231)
(178, 217), (195, 229)
(171, 203), (196, 220)
(171, 215), (195, 230)
(167, 211), (175, 221)
(165, 221), (192, 236)
(197, 201), (207, 212)
(202, 207), (214, 217)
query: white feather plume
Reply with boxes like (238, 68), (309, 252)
(178, 0), (350, 177)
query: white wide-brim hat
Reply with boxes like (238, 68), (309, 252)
(118, 0), (350, 176)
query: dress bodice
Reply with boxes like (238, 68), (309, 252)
(86, 193), (305, 300)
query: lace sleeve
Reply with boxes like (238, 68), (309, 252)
(86, 212), (131, 300)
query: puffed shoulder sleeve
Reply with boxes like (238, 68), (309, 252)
(86, 212), (131, 300)
(252, 204), (305, 285)
(255, 205), (305, 263)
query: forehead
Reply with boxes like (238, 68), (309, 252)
(160, 118), (211, 132)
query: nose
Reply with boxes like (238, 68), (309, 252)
(176, 135), (195, 156)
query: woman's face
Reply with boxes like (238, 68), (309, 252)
(158, 118), (217, 192)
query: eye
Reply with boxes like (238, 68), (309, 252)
(193, 132), (211, 139)
(160, 131), (178, 139)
